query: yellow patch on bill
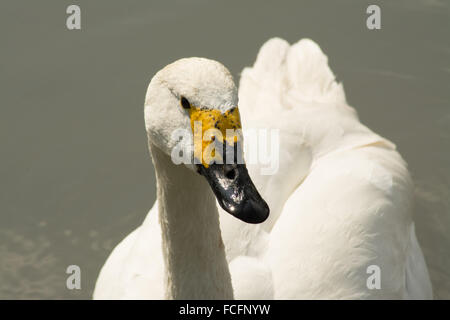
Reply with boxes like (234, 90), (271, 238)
(189, 106), (242, 167)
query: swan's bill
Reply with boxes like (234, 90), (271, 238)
(197, 163), (269, 224)
(185, 101), (269, 224)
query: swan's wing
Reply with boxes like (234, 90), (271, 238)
(93, 202), (165, 299)
(239, 37), (346, 117)
(239, 37), (432, 299)
(238, 38), (395, 230)
(267, 145), (432, 299)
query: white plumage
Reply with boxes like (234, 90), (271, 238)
(93, 38), (432, 299)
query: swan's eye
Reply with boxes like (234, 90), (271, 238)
(180, 96), (191, 109)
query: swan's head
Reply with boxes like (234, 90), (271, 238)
(144, 58), (269, 224)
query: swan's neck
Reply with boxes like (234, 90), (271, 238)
(150, 143), (233, 299)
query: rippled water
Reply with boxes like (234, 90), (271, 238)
(0, 0), (449, 299)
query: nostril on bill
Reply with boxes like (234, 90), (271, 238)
(224, 165), (237, 180)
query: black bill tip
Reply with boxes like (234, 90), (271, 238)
(236, 198), (269, 224)
(198, 163), (270, 224)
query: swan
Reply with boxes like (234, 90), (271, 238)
(93, 37), (433, 299)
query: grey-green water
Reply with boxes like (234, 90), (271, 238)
(0, 0), (449, 299)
